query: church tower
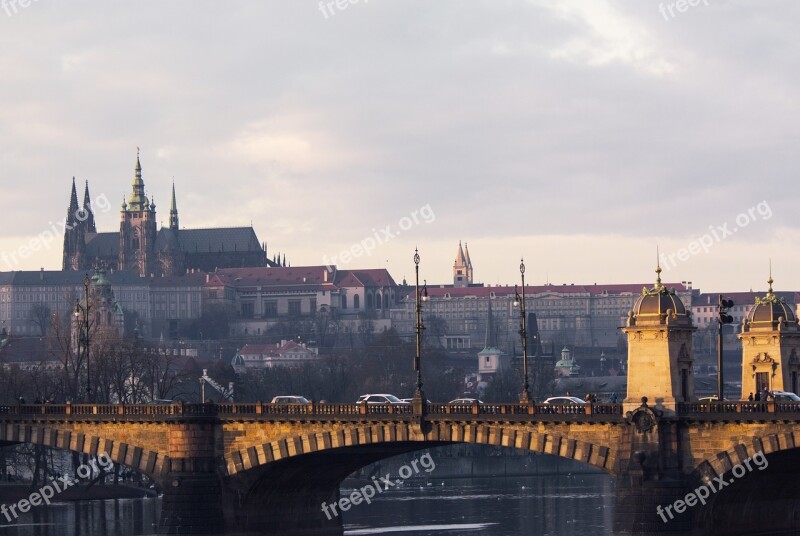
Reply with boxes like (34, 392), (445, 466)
(62, 177), (87, 270)
(119, 152), (158, 276)
(453, 241), (472, 287)
(738, 274), (800, 396)
(622, 264), (696, 415)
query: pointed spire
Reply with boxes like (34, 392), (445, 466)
(169, 180), (179, 230)
(454, 240), (467, 266)
(82, 180), (96, 233)
(128, 149), (148, 210)
(68, 177), (79, 215)
(282, 254), (286, 267)
(464, 242), (472, 268)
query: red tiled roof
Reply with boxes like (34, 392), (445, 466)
(210, 266), (336, 288)
(335, 269), (396, 288)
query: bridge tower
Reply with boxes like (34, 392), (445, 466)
(622, 264), (696, 415)
(739, 274), (800, 396)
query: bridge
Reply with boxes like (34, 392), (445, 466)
(1, 399), (799, 535)
(2, 271), (800, 535)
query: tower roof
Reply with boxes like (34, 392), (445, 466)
(464, 242), (472, 268)
(629, 263), (690, 325)
(744, 274), (798, 330)
(128, 149), (150, 211)
(454, 240), (467, 267)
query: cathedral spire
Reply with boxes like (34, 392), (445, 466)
(68, 177), (79, 218)
(169, 180), (179, 230)
(83, 180), (96, 233)
(128, 148), (148, 211)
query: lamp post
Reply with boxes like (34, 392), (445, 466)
(513, 258), (532, 403)
(412, 248), (428, 408)
(75, 275), (92, 402)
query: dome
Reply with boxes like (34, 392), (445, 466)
(744, 277), (797, 330)
(631, 266), (688, 321)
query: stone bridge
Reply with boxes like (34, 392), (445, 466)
(2, 399), (800, 535)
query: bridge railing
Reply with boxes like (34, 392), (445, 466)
(678, 400), (800, 415)
(0, 401), (622, 419)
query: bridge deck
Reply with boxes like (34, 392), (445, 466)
(0, 401), (798, 422)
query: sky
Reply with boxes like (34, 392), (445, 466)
(1, 0), (798, 294)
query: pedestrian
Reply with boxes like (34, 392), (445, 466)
(754, 391), (761, 401)
(747, 392), (754, 402)
(584, 393), (592, 403)
(610, 392), (618, 404)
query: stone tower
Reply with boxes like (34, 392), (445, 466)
(119, 152), (158, 276)
(453, 241), (472, 287)
(622, 264), (696, 415)
(62, 177), (90, 271)
(738, 274), (800, 396)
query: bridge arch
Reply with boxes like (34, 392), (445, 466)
(690, 432), (800, 536)
(0, 423), (167, 482)
(225, 421), (618, 477)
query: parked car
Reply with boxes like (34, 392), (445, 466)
(271, 396), (310, 404)
(356, 394), (409, 405)
(400, 398), (431, 404)
(448, 398), (483, 404)
(698, 396), (729, 402)
(542, 396), (587, 405)
(146, 399), (175, 404)
(772, 391), (800, 402)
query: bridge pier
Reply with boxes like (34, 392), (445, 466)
(157, 420), (226, 535)
(613, 401), (692, 534)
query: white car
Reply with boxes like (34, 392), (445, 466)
(271, 396), (310, 404)
(772, 391), (800, 402)
(356, 394), (409, 405)
(448, 398), (483, 404)
(542, 396), (587, 405)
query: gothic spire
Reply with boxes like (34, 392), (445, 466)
(83, 180), (96, 233)
(128, 148), (148, 211)
(68, 177), (79, 218)
(464, 241), (472, 268)
(169, 180), (179, 230)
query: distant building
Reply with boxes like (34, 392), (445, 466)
(62, 154), (277, 277)
(391, 242), (695, 351)
(232, 340), (319, 372)
(554, 346), (581, 378)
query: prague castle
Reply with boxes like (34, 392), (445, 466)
(62, 153), (275, 277)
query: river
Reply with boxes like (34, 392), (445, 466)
(0, 474), (615, 535)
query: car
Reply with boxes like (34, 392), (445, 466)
(698, 396), (729, 402)
(772, 391), (800, 402)
(448, 398), (483, 404)
(271, 396), (310, 404)
(400, 398), (432, 404)
(542, 396), (587, 405)
(356, 394), (409, 405)
(146, 399), (175, 404)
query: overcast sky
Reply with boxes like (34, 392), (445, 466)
(1, 1), (798, 293)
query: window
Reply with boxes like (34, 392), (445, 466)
(288, 300), (301, 317)
(264, 301), (278, 317)
(354, 295), (360, 309)
(310, 299), (317, 315)
(341, 295), (347, 309)
(384, 293), (390, 309)
(241, 302), (254, 318)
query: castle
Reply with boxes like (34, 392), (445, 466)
(62, 153), (277, 276)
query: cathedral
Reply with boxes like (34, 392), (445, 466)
(62, 153), (277, 276)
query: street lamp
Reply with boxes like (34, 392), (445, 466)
(413, 248), (428, 407)
(513, 258), (532, 403)
(74, 275), (92, 402)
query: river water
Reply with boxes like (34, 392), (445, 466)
(0, 474), (615, 535)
